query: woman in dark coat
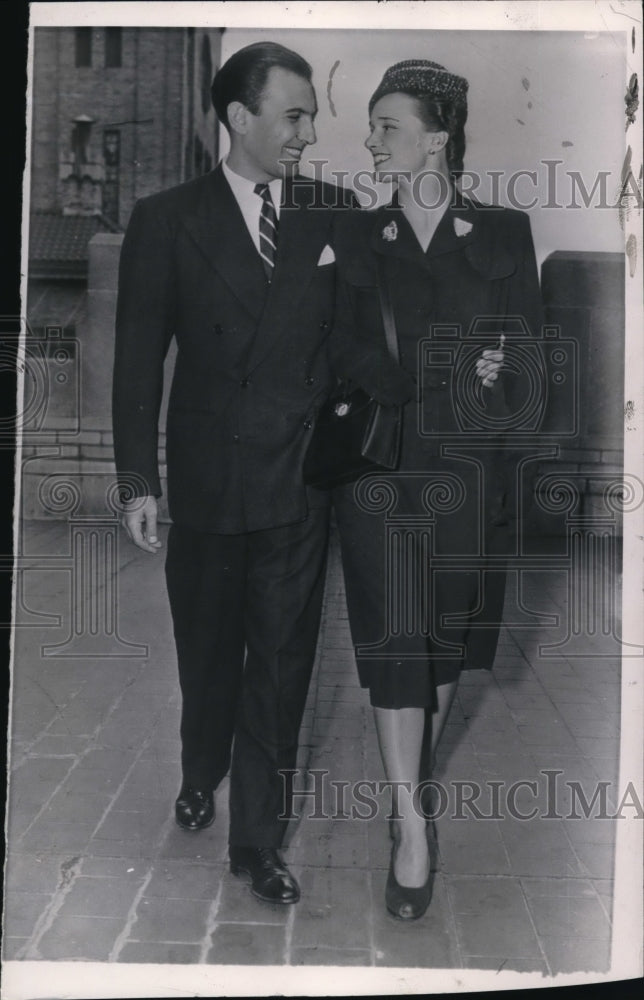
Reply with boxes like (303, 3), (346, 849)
(331, 60), (543, 919)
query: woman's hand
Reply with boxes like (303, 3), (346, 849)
(476, 334), (505, 388)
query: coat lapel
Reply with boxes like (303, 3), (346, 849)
(370, 198), (478, 259)
(370, 196), (515, 279)
(181, 164), (267, 321)
(369, 204), (425, 266)
(245, 177), (333, 373)
(427, 200), (477, 258)
(429, 198), (516, 277)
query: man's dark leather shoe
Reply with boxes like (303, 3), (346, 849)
(229, 846), (300, 904)
(175, 785), (215, 831)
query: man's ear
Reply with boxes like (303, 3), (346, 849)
(227, 101), (249, 135)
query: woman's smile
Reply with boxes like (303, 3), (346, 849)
(366, 93), (436, 179)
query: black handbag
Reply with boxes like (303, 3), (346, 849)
(303, 257), (402, 489)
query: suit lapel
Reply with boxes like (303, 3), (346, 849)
(181, 164), (267, 321)
(246, 177), (332, 373)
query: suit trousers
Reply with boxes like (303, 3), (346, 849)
(165, 508), (329, 848)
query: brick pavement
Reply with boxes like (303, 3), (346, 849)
(3, 520), (621, 975)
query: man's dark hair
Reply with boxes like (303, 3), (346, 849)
(211, 41), (313, 130)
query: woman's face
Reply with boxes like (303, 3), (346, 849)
(366, 92), (440, 180)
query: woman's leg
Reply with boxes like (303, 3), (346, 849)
(420, 679), (459, 781)
(374, 706), (429, 887)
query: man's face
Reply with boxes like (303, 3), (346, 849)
(235, 67), (318, 181)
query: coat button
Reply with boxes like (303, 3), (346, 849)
(233, 434), (239, 442)
(305, 376), (314, 386)
(319, 320), (329, 330)
(240, 378), (249, 388)
(303, 420), (312, 430)
(214, 323), (223, 335)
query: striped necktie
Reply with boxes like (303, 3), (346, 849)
(254, 183), (278, 281)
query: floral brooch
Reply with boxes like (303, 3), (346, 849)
(454, 217), (473, 238)
(382, 220), (398, 242)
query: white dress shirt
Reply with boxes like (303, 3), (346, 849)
(222, 158), (282, 256)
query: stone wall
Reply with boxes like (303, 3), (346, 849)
(529, 251), (625, 534)
(20, 232), (175, 521)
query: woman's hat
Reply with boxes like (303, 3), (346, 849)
(370, 59), (468, 107)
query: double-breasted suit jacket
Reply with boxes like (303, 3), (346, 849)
(113, 165), (353, 846)
(330, 199), (544, 708)
(113, 164), (351, 533)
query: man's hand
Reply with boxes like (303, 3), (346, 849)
(122, 495), (162, 553)
(476, 334), (505, 388)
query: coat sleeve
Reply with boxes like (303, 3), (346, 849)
(112, 198), (176, 499)
(493, 210), (545, 526)
(502, 210), (544, 414)
(507, 211), (543, 334)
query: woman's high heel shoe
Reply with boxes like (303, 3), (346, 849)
(385, 843), (433, 920)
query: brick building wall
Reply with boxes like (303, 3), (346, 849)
(30, 27), (62, 213)
(29, 26), (222, 228)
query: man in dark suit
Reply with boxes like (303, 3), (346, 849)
(113, 42), (352, 904)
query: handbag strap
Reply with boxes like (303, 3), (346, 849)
(375, 254), (400, 364)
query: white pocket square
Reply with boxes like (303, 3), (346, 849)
(317, 245), (336, 266)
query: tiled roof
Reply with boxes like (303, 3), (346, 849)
(29, 211), (121, 277)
